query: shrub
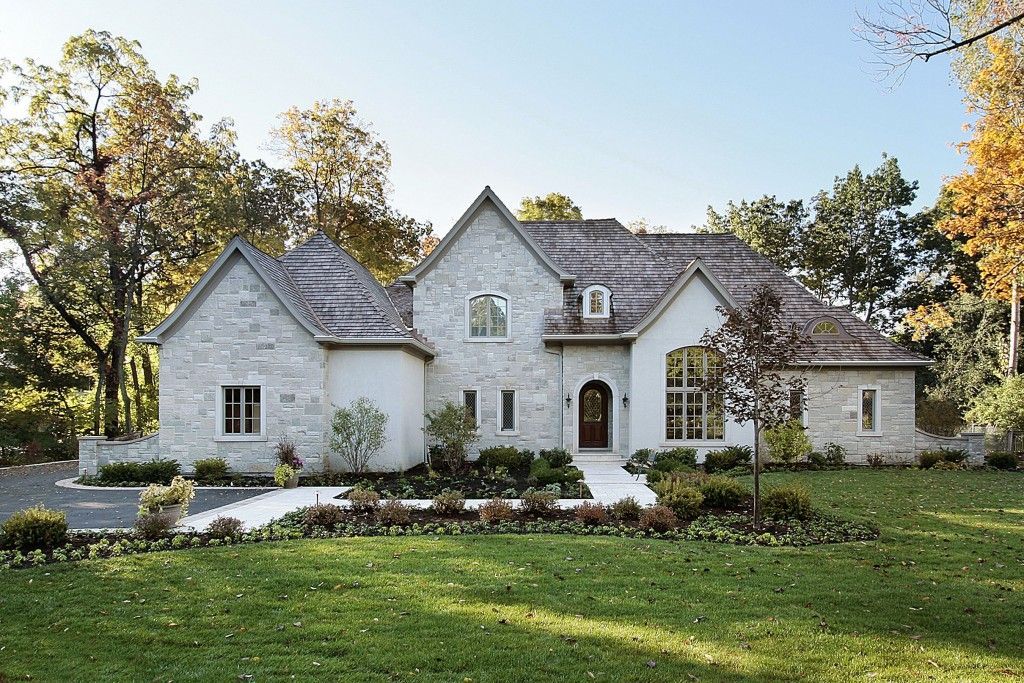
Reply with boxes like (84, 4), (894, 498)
(919, 448), (968, 469)
(134, 511), (176, 540)
(347, 487), (381, 513)
(330, 397), (388, 473)
(652, 447), (697, 471)
(985, 451), (1018, 470)
(274, 464), (297, 486)
(574, 501), (608, 526)
(933, 460), (963, 470)
(807, 451), (827, 468)
(658, 486), (704, 520)
(939, 448), (968, 464)
(697, 475), (749, 509)
(703, 446), (752, 473)
(1, 506), (68, 552)
(479, 497), (515, 524)
(919, 450), (943, 469)
(275, 439), (304, 469)
(139, 476), (195, 516)
(645, 468), (664, 484)
(610, 496), (642, 522)
(823, 442), (846, 466)
(629, 448), (657, 470)
(98, 462), (139, 483)
(761, 483), (813, 521)
(424, 400), (479, 473)
(866, 453), (886, 468)
(206, 516), (244, 539)
(654, 469), (708, 490)
(193, 457), (228, 482)
(539, 448), (572, 468)
(478, 446), (534, 472)
(639, 505), (678, 532)
(520, 488), (559, 513)
(430, 489), (467, 515)
(376, 499), (412, 526)
(99, 459), (180, 484)
(529, 459), (584, 486)
(303, 504), (345, 531)
(764, 420), (812, 462)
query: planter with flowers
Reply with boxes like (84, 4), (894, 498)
(274, 440), (303, 488)
(138, 476), (196, 526)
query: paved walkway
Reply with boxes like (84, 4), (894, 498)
(180, 461), (655, 532)
(0, 462), (269, 530)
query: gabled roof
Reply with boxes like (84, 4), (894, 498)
(139, 234), (434, 357)
(399, 187), (575, 285)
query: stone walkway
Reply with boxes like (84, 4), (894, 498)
(180, 461), (654, 532)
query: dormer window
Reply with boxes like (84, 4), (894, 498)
(582, 285), (611, 319)
(805, 316), (849, 338)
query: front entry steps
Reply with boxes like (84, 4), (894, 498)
(573, 452), (627, 465)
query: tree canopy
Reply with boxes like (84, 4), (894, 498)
(516, 193), (582, 221)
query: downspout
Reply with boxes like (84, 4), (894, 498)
(423, 356), (434, 466)
(544, 343), (564, 449)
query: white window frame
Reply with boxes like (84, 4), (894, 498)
(496, 388), (519, 436)
(465, 291), (511, 342)
(461, 387), (481, 430)
(582, 284), (611, 319)
(663, 347), (725, 443)
(215, 382), (267, 442)
(857, 385), (882, 436)
(789, 388), (808, 428)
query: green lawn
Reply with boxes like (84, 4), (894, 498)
(0, 471), (1021, 682)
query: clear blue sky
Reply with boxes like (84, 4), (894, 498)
(0, 1), (968, 234)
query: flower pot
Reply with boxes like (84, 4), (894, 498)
(284, 474), (299, 489)
(151, 504), (183, 526)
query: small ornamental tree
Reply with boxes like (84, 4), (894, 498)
(330, 398), (389, 473)
(699, 285), (809, 527)
(424, 400), (479, 473)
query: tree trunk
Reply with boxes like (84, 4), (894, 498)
(130, 356), (144, 428)
(1009, 278), (1020, 377)
(752, 420), (761, 529)
(92, 354), (105, 435)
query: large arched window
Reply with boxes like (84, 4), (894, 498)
(468, 294), (509, 339)
(665, 347), (724, 441)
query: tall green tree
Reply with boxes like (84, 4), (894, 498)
(698, 195), (806, 271)
(268, 99), (430, 282)
(0, 30), (237, 435)
(800, 156), (921, 327)
(516, 192), (583, 221)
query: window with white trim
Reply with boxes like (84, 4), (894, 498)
(665, 347), (724, 440)
(223, 386), (262, 435)
(469, 295), (508, 338)
(462, 389), (479, 428)
(499, 389), (517, 433)
(789, 388), (806, 426)
(582, 284), (611, 319)
(860, 387), (880, 434)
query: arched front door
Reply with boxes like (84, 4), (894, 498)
(578, 380), (610, 449)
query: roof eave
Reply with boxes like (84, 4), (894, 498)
(793, 359), (933, 367)
(313, 335), (436, 359)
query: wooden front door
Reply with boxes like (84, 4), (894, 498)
(578, 381), (610, 449)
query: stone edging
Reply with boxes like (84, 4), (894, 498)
(0, 460), (77, 479)
(54, 478), (279, 492)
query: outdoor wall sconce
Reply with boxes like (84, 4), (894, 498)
(565, 393), (573, 407)
(622, 393), (630, 407)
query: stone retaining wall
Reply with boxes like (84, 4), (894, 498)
(78, 434), (160, 475)
(914, 428), (986, 463)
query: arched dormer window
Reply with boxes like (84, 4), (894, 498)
(804, 316), (850, 338)
(466, 293), (509, 340)
(582, 284), (611, 319)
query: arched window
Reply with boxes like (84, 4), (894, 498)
(805, 316), (847, 337)
(812, 320), (839, 334)
(582, 284), (611, 319)
(665, 347), (724, 441)
(468, 294), (508, 339)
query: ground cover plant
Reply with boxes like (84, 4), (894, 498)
(0, 470), (1019, 681)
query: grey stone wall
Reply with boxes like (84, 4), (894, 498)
(799, 367), (917, 463)
(78, 434), (161, 475)
(414, 204), (564, 454)
(915, 428), (986, 463)
(561, 344), (631, 454)
(157, 256), (328, 473)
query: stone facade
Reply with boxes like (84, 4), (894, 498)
(156, 255), (328, 473)
(915, 428), (986, 463)
(78, 434), (160, 475)
(560, 344), (631, 454)
(800, 367), (917, 463)
(414, 204), (565, 455)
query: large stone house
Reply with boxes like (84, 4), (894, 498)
(80, 187), (948, 474)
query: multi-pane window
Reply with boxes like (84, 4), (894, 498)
(469, 295), (508, 338)
(811, 320), (840, 335)
(499, 389), (516, 432)
(462, 389), (478, 427)
(665, 347), (724, 440)
(789, 389), (805, 424)
(589, 291), (605, 316)
(582, 285), (611, 318)
(223, 386), (261, 435)
(861, 388), (879, 433)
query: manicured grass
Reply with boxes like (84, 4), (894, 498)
(0, 470), (1021, 681)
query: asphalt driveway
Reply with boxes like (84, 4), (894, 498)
(0, 462), (269, 529)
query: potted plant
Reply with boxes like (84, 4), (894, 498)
(138, 476), (196, 526)
(274, 439), (303, 488)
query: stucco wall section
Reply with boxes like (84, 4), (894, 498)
(800, 367), (916, 463)
(326, 347), (425, 471)
(561, 344), (631, 454)
(630, 272), (754, 460)
(414, 203), (564, 455)
(157, 255), (328, 473)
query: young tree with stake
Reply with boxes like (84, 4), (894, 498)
(700, 285), (809, 526)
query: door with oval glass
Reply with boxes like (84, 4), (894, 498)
(578, 380), (610, 449)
